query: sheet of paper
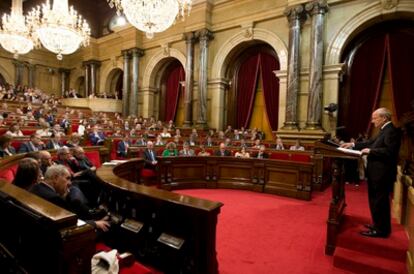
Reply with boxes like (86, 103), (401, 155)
(336, 147), (362, 156)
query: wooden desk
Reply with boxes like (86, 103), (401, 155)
(97, 160), (223, 274)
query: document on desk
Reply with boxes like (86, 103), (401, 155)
(336, 147), (362, 156)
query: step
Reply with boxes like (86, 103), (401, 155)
(336, 215), (407, 262)
(333, 246), (407, 274)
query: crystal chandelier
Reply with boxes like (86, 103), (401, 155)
(27, 0), (90, 60)
(107, 0), (192, 39)
(0, 0), (36, 58)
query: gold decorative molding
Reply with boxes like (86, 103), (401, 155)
(380, 0), (399, 10)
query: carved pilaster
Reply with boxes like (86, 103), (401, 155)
(183, 32), (196, 127)
(196, 29), (214, 129)
(129, 48), (144, 116)
(122, 50), (131, 117)
(282, 4), (307, 130)
(305, 0), (329, 130)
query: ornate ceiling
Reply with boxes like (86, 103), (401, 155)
(0, 0), (116, 38)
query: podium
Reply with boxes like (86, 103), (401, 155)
(314, 141), (361, 255)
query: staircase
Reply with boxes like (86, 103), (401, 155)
(333, 214), (407, 274)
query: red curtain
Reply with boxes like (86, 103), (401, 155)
(236, 54), (260, 128)
(387, 31), (414, 120)
(344, 34), (387, 137)
(260, 52), (280, 130)
(165, 64), (185, 121)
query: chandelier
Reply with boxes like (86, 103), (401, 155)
(107, 0), (192, 39)
(27, 0), (90, 60)
(0, 0), (36, 58)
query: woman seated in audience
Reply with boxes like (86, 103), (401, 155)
(0, 134), (16, 157)
(197, 144), (210, 156)
(36, 121), (52, 137)
(167, 120), (175, 131)
(252, 139), (261, 149)
(274, 137), (285, 150)
(129, 128), (138, 137)
(175, 128), (181, 138)
(135, 136), (147, 146)
(111, 128), (123, 137)
(189, 135), (197, 146)
(12, 158), (40, 190)
(5, 123), (24, 137)
(217, 131), (225, 140)
(290, 139), (305, 151)
(235, 147), (250, 158)
(162, 142), (178, 157)
(155, 135), (165, 146)
(66, 133), (82, 147)
(160, 127), (171, 138)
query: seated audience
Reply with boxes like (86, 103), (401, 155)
(252, 139), (261, 149)
(0, 134), (16, 157)
(255, 145), (269, 159)
(143, 141), (158, 170)
(224, 138), (232, 147)
(197, 144), (211, 156)
(239, 139), (248, 148)
(233, 129), (242, 140)
(290, 139), (305, 151)
(215, 142), (231, 156)
(18, 133), (45, 153)
(135, 136), (147, 146)
(235, 147), (250, 158)
(12, 158), (40, 190)
(205, 136), (214, 147)
(274, 137), (285, 150)
(160, 127), (171, 138)
(89, 126), (105, 145)
(66, 133), (82, 147)
(162, 142), (178, 157)
(5, 124), (24, 137)
(46, 133), (63, 150)
(117, 135), (131, 158)
(154, 135), (165, 146)
(179, 142), (195, 156)
(30, 165), (110, 232)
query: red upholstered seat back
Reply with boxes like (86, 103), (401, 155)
(291, 154), (311, 162)
(84, 151), (101, 168)
(0, 164), (18, 183)
(270, 152), (290, 160)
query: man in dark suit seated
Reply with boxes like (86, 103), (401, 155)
(30, 164), (110, 232)
(143, 141), (158, 170)
(341, 108), (401, 238)
(46, 132), (63, 150)
(89, 126), (105, 146)
(18, 133), (45, 153)
(117, 135), (131, 158)
(214, 142), (231, 156)
(0, 134), (16, 157)
(255, 145), (269, 159)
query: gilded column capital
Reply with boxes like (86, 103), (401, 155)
(122, 49), (131, 58)
(197, 29), (214, 43)
(130, 47), (144, 57)
(284, 4), (307, 26)
(305, 0), (329, 16)
(183, 31), (196, 44)
(83, 59), (101, 67)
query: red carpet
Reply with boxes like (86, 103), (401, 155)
(176, 184), (407, 274)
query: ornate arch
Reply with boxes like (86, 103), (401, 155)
(212, 28), (288, 79)
(326, 0), (414, 64)
(69, 68), (84, 91)
(142, 48), (186, 88)
(100, 60), (123, 93)
(104, 68), (123, 94)
(0, 63), (12, 84)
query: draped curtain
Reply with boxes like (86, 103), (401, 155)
(260, 52), (280, 130)
(343, 28), (414, 137)
(343, 34), (387, 137)
(236, 52), (280, 129)
(387, 31), (414, 120)
(164, 64), (185, 122)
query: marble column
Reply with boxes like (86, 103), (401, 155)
(122, 50), (131, 117)
(196, 29), (213, 129)
(282, 5), (306, 130)
(13, 61), (24, 86)
(89, 61), (101, 96)
(28, 64), (36, 88)
(83, 63), (90, 96)
(183, 32), (195, 127)
(59, 69), (70, 97)
(129, 48), (144, 117)
(305, 0), (329, 130)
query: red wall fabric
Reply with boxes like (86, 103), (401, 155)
(260, 52), (280, 130)
(164, 63), (185, 122)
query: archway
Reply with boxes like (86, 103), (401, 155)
(225, 42), (280, 140)
(105, 68), (123, 99)
(338, 19), (414, 140)
(74, 77), (85, 98)
(0, 73), (5, 87)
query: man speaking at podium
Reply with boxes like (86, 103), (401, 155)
(341, 108), (400, 238)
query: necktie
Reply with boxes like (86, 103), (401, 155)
(150, 150), (154, 161)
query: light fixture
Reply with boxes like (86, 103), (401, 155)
(0, 0), (36, 59)
(107, 0), (192, 39)
(27, 0), (90, 60)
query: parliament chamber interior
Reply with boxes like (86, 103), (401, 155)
(0, 0), (414, 273)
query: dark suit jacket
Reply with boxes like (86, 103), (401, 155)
(255, 152), (269, 159)
(18, 142), (44, 153)
(89, 132), (105, 145)
(31, 182), (70, 211)
(354, 123), (400, 191)
(46, 140), (63, 150)
(117, 141), (131, 157)
(143, 149), (158, 169)
(0, 146), (16, 157)
(214, 149), (231, 156)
